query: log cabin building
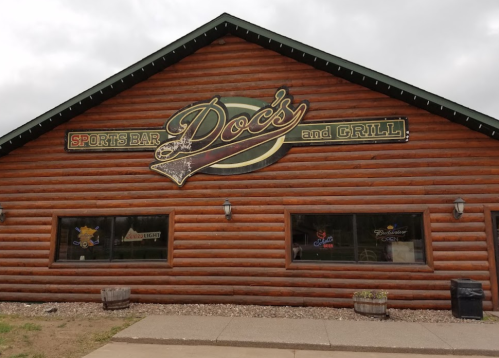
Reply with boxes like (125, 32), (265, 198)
(1, 13), (499, 310)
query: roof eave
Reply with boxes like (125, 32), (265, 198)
(1, 13), (497, 157)
(0, 13), (232, 156)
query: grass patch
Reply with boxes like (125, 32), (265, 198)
(93, 326), (123, 343)
(92, 317), (139, 344)
(0, 315), (140, 358)
(0, 321), (14, 334)
(0, 314), (19, 320)
(20, 323), (42, 331)
(21, 334), (32, 346)
(482, 314), (499, 322)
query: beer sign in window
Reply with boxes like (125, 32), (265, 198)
(56, 215), (169, 262)
(291, 213), (425, 264)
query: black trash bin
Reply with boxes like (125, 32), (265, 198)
(450, 278), (484, 320)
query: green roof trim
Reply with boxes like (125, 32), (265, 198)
(1, 13), (497, 156)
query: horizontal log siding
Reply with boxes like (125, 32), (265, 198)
(1, 34), (498, 310)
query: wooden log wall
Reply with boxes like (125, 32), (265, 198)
(1, 34), (499, 310)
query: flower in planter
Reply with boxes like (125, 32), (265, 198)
(353, 289), (389, 318)
(353, 290), (388, 299)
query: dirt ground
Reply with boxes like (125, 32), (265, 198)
(0, 301), (496, 358)
(0, 314), (140, 358)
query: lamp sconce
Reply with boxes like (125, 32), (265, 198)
(0, 203), (5, 223)
(453, 198), (465, 220)
(223, 199), (232, 221)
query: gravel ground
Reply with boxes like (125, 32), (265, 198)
(0, 302), (496, 323)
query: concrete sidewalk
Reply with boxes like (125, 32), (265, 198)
(99, 315), (499, 357)
(83, 344), (499, 358)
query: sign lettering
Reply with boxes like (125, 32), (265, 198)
(374, 224), (408, 242)
(123, 228), (161, 242)
(65, 87), (409, 186)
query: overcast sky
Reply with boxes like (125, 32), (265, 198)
(0, 0), (498, 138)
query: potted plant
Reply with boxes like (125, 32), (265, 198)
(353, 289), (388, 318)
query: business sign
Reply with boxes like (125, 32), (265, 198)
(66, 87), (408, 186)
(73, 226), (100, 249)
(374, 224), (409, 242)
(313, 229), (334, 249)
(123, 228), (161, 242)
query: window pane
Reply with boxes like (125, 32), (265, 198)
(57, 217), (112, 261)
(356, 213), (425, 263)
(291, 214), (354, 262)
(112, 215), (168, 260)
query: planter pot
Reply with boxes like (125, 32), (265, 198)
(353, 296), (388, 318)
(101, 287), (131, 310)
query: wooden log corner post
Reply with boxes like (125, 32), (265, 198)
(48, 207), (175, 269)
(484, 205), (499, 310)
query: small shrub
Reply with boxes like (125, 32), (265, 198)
(353, 289), (388, 299)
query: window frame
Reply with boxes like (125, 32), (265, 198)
(49, 208), (174, 269)
(285, 205), (433, 272)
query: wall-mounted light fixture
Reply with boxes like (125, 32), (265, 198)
(453, 198), (465, 220)
(0, 203), (5, 223)
(223, 199), (232, 220)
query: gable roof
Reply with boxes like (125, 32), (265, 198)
(1, 13), (498, 157)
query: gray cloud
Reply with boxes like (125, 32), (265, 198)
(0, 0), (498, 138)
(267, 0), (499, 117)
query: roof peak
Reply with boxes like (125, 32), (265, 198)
(1, 13), (497, 156)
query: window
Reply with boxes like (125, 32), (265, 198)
(291, 213), (425, 264)
(56, 215), (169, 262)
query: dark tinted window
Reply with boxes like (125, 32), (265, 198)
(291, 213), (425, 264)
(356, 213), (424, 263)
(292, 214), (354, 262)
(57, 217), (112, 261)
(113, 216), (168, 260)
(56, 215), (168, 262)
